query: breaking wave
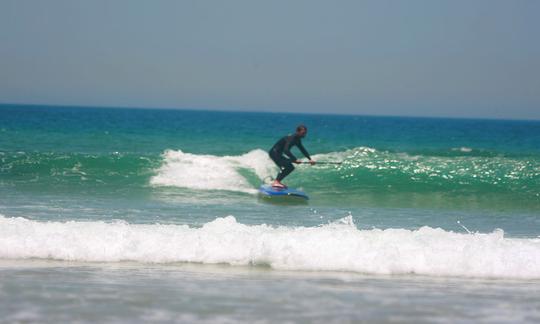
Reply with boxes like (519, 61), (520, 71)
(149, 147), (540, 199)
(1, 215), (539, 279)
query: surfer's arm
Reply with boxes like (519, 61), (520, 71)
(283, 136), (297, 161)
(297, 141), (311, 160)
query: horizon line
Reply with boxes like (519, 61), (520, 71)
(1, 102), (538, 122)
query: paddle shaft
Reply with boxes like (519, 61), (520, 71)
(297, 161), (342, 165)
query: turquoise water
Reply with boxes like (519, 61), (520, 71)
(1, 104), (539, 322)
(1, 105), (539, 228)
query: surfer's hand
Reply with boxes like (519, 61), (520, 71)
(294, 160), (301, 164)
(309, 160), (316, 165)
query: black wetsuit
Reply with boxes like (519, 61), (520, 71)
(269, 134), (311, 181)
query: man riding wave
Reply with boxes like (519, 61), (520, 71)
(268, 124), (315, 188)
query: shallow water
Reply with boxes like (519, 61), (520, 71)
(1, 260), (539, 323)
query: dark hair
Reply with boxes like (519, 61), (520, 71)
(296, 124), (307, 132)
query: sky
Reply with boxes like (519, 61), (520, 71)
(1, 0), (539, 119)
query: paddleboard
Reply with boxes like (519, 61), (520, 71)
(258, 184), (309, 200)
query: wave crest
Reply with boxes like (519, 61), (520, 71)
(150, 149), (275, 193)
(1, 215), (539, 279)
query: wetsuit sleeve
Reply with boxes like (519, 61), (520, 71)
(283, 136), (297, 161)
(297, 141), (311, 160)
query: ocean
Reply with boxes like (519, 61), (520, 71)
(1, 104), (539, 322)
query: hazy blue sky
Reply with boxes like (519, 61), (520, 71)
(1, 0), (539, 119)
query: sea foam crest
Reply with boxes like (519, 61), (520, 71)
(1, 215), (539, 279)
(150, 149), (275, 193)
(148, 147), (377, 193)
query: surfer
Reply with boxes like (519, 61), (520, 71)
(269, 124), (315, 188)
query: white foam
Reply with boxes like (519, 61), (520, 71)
(148, 147), (385, 193)
(150, 149), (275, 193)
(452, 147), (473, 153)
(313, 146), (377, 162)
(1, 215), (539, 279)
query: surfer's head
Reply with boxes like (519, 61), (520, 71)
(296, 124), (307, 138)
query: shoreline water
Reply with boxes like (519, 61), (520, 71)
(1, 259), (539, 323)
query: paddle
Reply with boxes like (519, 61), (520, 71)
(297, 161), (343, 165)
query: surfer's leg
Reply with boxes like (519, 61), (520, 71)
(270, 152), (286, 180)
(276, 161), (294, 181)
(269, 152), (295, 183)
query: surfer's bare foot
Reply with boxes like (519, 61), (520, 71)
(272, 180), (287, 188)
